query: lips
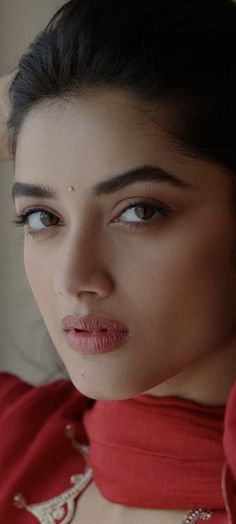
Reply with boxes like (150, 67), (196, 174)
(61, 313), (129, 334)
(62, 314), (129, 355)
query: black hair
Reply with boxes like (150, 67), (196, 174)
(7, 0), (236, 175)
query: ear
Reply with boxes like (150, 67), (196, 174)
(0, 71), (17, 162)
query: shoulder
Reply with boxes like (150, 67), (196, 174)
(0, 371), (89, 419)
(0, 372), (93, 522)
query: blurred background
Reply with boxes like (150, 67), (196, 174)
(0, 0), (69, 384)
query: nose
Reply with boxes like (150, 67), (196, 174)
(53, 234), (113, 300)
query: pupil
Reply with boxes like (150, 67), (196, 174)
(41, 212), (56, 227)
(136, 205), (153, 220)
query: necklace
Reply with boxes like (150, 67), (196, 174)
(182, 509), (213, 524)
(13, 440), (93, 524)
(14, 478), (214, 524)
(13, 425), (214, 524)
(14, 486), (214, 524)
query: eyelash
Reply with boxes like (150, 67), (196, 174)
(12, 200), (172, 239)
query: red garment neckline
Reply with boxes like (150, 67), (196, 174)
(82, 393), (225, 509)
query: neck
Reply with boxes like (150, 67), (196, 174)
(145, 341), (236, 406)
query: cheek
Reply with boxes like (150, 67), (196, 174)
(24, 244), (53, 313)
(23, 218), (236, 338)
(123, 225), (236, 350)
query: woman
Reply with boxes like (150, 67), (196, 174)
(0, 0), (236, 522)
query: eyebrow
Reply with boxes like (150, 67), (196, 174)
(11, 164), (195, 201)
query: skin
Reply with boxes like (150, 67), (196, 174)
(13, 88), (236, 405)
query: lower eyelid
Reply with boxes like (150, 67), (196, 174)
(15, 200), (171, 231)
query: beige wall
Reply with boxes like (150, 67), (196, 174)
(0, 0), (69, 384)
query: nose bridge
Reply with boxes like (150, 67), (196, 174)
(53, 229), (112, 298)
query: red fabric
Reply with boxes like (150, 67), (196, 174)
(0, 372), (92, 523)
(223, 381), (236, 524)
(83, 393), (225, 509)
(0, 371), (235, 523)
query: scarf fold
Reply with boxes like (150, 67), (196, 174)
(82, 394), (225, 509)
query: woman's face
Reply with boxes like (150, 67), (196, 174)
(13, 88), (236, 401)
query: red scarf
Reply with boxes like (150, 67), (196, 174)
(82, 394), (226, 509)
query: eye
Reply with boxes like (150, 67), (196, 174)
(112, 200), (172, 231)
(13, 199), (172, 238)
(13, 207), (62, 238)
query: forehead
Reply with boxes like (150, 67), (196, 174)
(16, 88), (165, 151)
(15, 89), (188, 171)
(14, 88), (234, 204)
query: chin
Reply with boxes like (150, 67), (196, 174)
(69, 373), (152, 401)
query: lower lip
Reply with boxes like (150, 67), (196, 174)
(64, 329), (129, 354)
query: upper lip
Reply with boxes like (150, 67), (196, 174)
(62, 314), (129, 333)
